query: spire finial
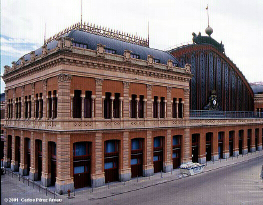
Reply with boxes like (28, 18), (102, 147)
(205, 4), (213, 36)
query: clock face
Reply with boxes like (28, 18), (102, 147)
(213, 99), (217, 105)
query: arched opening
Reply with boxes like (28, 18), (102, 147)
(247, 129), (252, 152)
(192, 134), (199, 163)
(73, 142), (91, 189)
(104, 140), (119, 183)
(229, 131), (234, 157)
(172, 135), (181, 168)
(218, 132), (224, 159)
(255, 129), (259, 151)
(153, 136), (164, 173)
(48, 142), (56, 186)
(24, 138), (30, 175)
(7, 135), (12, 168)
(239, 130), (244, 154)
(206, 133), (212, 161)
(131, 138), (143, 178)
(15, 136), (21, 171)
(35, 140), (42, 181)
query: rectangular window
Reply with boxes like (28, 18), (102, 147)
(105, 141), (117, 153)
(131, 94), (137, 118)
(53, 91), (57, 118)
(131, 139), (140, 150)
(84, 91), (92, 118)
(105, 48), (116, 54)
(131, 158), (138, 165)
(138, 95), (144, 118)
(153, 156), (159, 162)
(160, 97), (165, 118)
(153, 96), (158, 118)
(172, 153), (178, 158)
(173, 136), (180, 146)
(73, 90), (82, 118)
(178, 98), (183, 118)
(74, 166), (85, 174)
(113, 93), (120, 118)
(154, 137), (161, 148)
(154, 59), (160, 63)
(74, 143), (87, 156)
(131, 53), (140, 59)
(104, 92), (111, 119)
(104, 162), (114, 169)
(35, 94), (39, 118)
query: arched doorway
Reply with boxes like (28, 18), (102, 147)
(48, 142), (56, 186)
(15, 136), (21, 171)
(104, 140), (119, 183)
(73, 142), (91, 189)
(206, 133), (212, 161)
(172, 135), (181, 169)
(192, 134), (199, 163)
(239, 130), (244, 154)
(218, 132), (224, 159)
(131, 138), (143, 178)
(36, 140), (42, 181)
(153, 136), (164, 173)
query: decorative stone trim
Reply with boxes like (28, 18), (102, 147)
(95, 78), (103, 86)
(57, 74), (72, 83)
(97, 44), (105, 57)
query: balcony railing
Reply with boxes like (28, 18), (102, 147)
(190, 110), (263, 118)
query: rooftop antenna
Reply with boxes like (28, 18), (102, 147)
(44, 23), (46, 44)
(81, 0), (83, 28)
(148, 21), (150, 47)
(205, 4), (213, 36)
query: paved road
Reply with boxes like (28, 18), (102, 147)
(86, 156), (263, 205)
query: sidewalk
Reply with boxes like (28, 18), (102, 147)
(67, 150), (263, 203)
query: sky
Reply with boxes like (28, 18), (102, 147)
(1, 0), (263, 93)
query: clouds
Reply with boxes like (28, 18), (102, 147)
(1, 0), (263, 93)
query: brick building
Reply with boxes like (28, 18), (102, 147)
(2, 22), (263, 193)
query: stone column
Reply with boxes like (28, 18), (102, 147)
(143, 99), (147, 118)
(11, 130), (17, 171)
(146, 85), (152, 120)
(91, 95), (96, 118)
(91, 132), (105, 187)
(136, 98), (139, 119)
(3, 129), (9, 167)
(19, 131), (26, 175)
(233, 130), (239, 156)
(251, 129), (256, 152)
(21, 86), (25, 119)
(55, 134), (74, 194)
(143, 130), (154, 176)
(258, 128), (262, 151)
(95, 79), (103, 119)
(70, 94), (74, 118)
(167, 87), (172, 119)
(198, 133), (206, 164)
(175, 101), (179, 118)
(110, 96), (114, 119)
(29, 132), (37, 180)
(81, 94), (85, 119)
(42, 79), (47, 119)
(164, 130), (173, 172)
(223, 131), (229, 159)
(57, 74), (72, 120)
(31, 83), (35, 119)
(41, 133), (49, 186)
(123, 82), (130, 118)
(157, 99), (160, 119)
(119, 97), (123, 118)
(120, 132), (131, 181)
(164, 100), (167, 118)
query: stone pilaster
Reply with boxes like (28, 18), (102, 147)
(223, 131), (229, 159)
(31, 83), (35, 119)
(123, 82), (130, 118)
(55, 134), (74, 194)
(29, 132), (37, 180)
(157, 99), (160, 119)
(57, 74), (72, 120)
(146, 85), (152, 120)
(183, 88), (190, 119)
(183, 128), (191, 163)
(19, 131), (26, 175)
(91, 132), (105, 187)
(136, 98), (139, 119)
(110, 96), (114, 119)
(143, 130), (154, 176)
(120, 131), (131, 181)
(41, 133), (49, 186)
(95, 79), (103, 119)
(167, 87), (172, 118)
(70, 94), (74, 118)
(11, 130), (17, 171)
(251, 129), (256, 152)
(42, 79), (47, 120)
(81, 94), (85, 119)
(21, 86), (25, 119)
(164, 130), (173, 172)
